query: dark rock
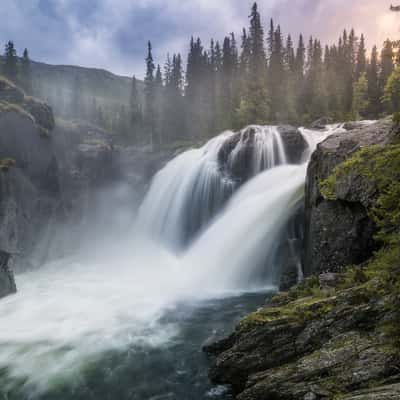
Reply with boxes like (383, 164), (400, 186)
(218, 125), (308, 183)
(277, 125), (309, 163)
(342, 121), (373, 131)
(0, 250), (16, 299)
(23, 96), (55, 132)
(206, 284), (397, 400)
(310, 117), (334, 130)
(304, 118), (393, 275)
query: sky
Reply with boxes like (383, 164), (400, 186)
(0, 0), (399, 78)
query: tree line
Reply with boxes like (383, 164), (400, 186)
(136, 2), (400, 146)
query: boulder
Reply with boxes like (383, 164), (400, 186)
(304, 118), (393, 275)
(218, 125), (308, 183)
(310, 117), (334, 130)
(277, 125), (309, 163)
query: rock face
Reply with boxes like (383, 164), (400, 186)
(206, 117), (400, 400)
(218, 125), (308, 183)
(0, 250), (16, 299)
(304, 118), (393, 275)
(0, 78), (61, 276)
(205, 277), (400, 400)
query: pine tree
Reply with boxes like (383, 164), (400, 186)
(355, 34), (367, 78)
(4, 41), (18, 81)
(269, 25), (285, 119)
(20, 48), (33, 94)
(130, 76), (143, 143)
(352, 72), (369, 119)
(367, 45), (381, 117)
(380, 40), (394, 91)
(144, 41), (156, 146)
(383, 66), (400, 112)
(237, 3), (269, 125)
(154, 64), (164, 146)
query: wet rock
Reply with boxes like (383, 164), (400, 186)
(310, 117), (334, 130)
(304, 118), (393, 275)
(319, 272), (343, 289)
(23, 96), (55, 132)
(206, 282), (399, 400)
(218, 125), (308, 183)
(0, 250), (16, 299)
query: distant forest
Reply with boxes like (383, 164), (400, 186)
(2, 2), (400, 147)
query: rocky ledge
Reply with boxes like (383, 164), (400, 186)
(218, 125), (308, 183)
(206, 117), (400, 399)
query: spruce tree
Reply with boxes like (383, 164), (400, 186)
(237, 3), (269, 125)
(21, 48), (33, 94)
(145, 41), (156, 146)
(4, 41), (18, 82)
(130, 76), (143, 143)
(355, 34), (367, 78)
(352, 72), (369, 119)
(367, 45), (380, 117)
(380, 40), (394, 91)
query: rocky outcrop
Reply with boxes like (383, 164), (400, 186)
(218, 125), (308, 183)
(206, 117), (400, 400)
(0, 76), (55, 134)
(0, 250), (16, 299)
(309, 117), (334, 130)
(304, 118), (393, 275)
(0, 79), (61, 274)
(205, 275), (400, 400)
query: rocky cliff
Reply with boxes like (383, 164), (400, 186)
(0, 76), (177, 293)
(304, 118), (394, 275)
(206, 118), (400, 400)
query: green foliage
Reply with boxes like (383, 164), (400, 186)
(3, 41), (17, 82)
(383, 66), (400, 112)
(352, 72), (369, 120)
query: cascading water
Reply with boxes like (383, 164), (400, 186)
(137, 126), (288, 250)
(0, 124), (341, 399)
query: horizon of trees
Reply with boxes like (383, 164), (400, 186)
(2, 2), (400, 148)
(137, 2), (400, 147)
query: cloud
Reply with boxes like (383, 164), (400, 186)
(0, 0), (398, 78)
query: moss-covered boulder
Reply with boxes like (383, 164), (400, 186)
(304, 118), (394, 276)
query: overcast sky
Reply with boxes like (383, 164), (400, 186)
(1, 0), (399, 78)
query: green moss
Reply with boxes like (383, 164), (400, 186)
(240, 294), (336, 331)
(0, 100), (34, 122)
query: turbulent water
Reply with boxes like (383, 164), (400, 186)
(137, 126), (288, 250)
(0, 124), (339, 399)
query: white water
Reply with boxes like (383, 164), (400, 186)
(0, 124), (337, 394)
(137, 126), (287, 250)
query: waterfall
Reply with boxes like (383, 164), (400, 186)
(179, 165), (307, 294)
(0, 124), (342, 395)
(137, 126), (289, 251)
